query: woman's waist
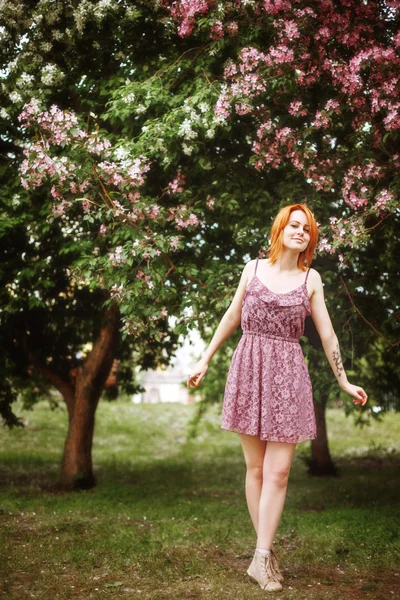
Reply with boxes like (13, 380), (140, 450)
(242, 330), (300, 343)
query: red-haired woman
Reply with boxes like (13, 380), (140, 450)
(187, 203), (367, 592)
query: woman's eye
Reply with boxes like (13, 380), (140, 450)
(290, 223), (309, 232)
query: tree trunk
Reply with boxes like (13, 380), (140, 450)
(308, 393), (338, 476)
(60, 302), (119, 489)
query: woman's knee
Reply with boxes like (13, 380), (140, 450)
(263, 465), (291, 488)
(246, 463), (263, 482)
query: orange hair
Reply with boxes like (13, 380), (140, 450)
(267, 204), (319, 270)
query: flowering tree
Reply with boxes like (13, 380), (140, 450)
(1, 0), (399, 481)
(0, 165), (181, 487)
(16, 0), (399, 318)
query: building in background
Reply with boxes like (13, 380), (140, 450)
(131, 331), (205, 404)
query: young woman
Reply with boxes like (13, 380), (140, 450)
(187, 203), (368, 592)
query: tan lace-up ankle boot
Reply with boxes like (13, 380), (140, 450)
(270, 548), (284, 583)
(247, 550), (283, 591)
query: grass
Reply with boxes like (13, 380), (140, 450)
(0, 399), (399, 599)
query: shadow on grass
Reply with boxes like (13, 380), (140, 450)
(1, 450), (399, 507)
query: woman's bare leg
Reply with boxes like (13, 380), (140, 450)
(239, 433), (266, 533)
(239, 435), (297, 550)
(256, 441), (297, 550)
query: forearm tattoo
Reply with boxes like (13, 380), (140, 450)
(332, 343), (345, 378)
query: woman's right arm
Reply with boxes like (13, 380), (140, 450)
(187, 260), (254, 389)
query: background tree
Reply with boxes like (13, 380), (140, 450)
(0, 171), (181, 488)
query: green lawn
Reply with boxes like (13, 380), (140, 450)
(0, 399), (399, 599)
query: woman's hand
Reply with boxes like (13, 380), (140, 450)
(340, 381), (368, 406)
(187, 359), (209, 389)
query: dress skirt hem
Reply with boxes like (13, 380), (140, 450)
(220, 424), (317, 444)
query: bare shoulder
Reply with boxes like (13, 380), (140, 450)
(246, 258), (258, 272)
(239, 259), (256, 283)
(308, 267), (322, 283)
(307, 267), (324, 296)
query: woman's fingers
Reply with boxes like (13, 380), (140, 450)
(187, 362), (208, 388)
(352, 387), (368, 405)
(359, 388), (368, 405)
(187, 371), (202, 388)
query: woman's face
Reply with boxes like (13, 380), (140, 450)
(282, 210), (311, 251)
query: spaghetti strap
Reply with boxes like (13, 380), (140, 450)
(254, 258), (259, 276)
(304, 267), (311, 284)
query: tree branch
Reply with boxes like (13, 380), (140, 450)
(340, 277), (400, 351)
(21, 333), (76, 415)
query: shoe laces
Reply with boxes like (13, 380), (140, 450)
(271, 550), (281, 574)
(260, 554), (277, 581)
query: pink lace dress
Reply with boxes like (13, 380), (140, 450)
(221, 258), (317, 443)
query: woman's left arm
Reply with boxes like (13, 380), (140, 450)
(308, 269), (368, 406)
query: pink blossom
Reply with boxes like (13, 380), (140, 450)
(148, 204), (161, 219)
(265, 45), (294, 66)
(283, 20), (300, 40)
(175, 212), (200, 230)
(288, 101), (307, 116)
(165, 0), (210, 38)
(338, 254), (349, 269)
(215, 87), (231, 121)
(169, 236), (180, 251)
(315, 26), (331, 42)
(373, 189), (393, 214)
(79, 180), (89, 192)
(210, 20), (224, 40)
(167, 171), (186, 194)
(206, 195), (215, 209)
(224, 62), (237, 78)
(325, 99), (340, 113)
(226, 21), (239, 36)
(263, 0), (291, 15)
(313, 111), (330, 129)
(128, 191), (141, 203)
(235, 103), (252, 115)
(239, 47), (267, 74)
(52, 199), (71, 217)
(51, 186), (60, 198)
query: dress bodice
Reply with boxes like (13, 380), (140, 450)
(241, 275), (311, 341)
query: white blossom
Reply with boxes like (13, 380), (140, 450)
(189, 110), (201, 123)
(113, 146), (131, 161)
(16, 73), (34, 88)
(9, 91), (23, 104)
(178, 118), (198, 140)
(124, 92), (136, 104)
(52, 30), (63, 40)
(41, 64), (65, 86)
(182, 144), (194, 156)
